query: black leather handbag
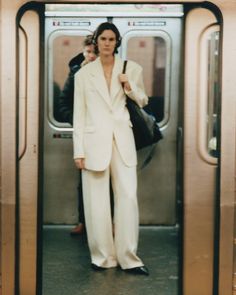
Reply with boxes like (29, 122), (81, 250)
(122, 61), (163, 150)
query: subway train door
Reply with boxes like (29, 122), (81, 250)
(44, 5), (183, 226)
(113, 12), (183, 224)
(183, 8), (220, 295)
(44, 16), (107, 224)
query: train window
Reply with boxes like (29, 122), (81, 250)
(198, 25), (220, 162)
(125, 33), (170, 124)
(48, 33), (87, 127)
(206, 31), (220, 158)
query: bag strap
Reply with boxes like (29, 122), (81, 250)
(122, 60), (128, 74)
(122, 59), (156, 168)
(121, 60), (128, 89)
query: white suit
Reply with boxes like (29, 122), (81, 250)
(73, 56), (148, 269)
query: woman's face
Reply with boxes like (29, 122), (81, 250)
(97, 29), (116, 57)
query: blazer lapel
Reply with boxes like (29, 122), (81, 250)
(90, 58), (111, 108)
(110, 56), (123, 102)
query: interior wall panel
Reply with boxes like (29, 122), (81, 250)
(18, 10), (40, 295)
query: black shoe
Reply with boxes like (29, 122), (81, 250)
(91, 263), (106, 271)
(125, 266), (149, 276)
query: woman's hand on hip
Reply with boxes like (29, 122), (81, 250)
(74, 158), (85, 170)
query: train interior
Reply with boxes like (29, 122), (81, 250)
(41, 4), (183, 295)
(17, 3), (221, 295)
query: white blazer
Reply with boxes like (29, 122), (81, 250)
(73, 56), (148, 171)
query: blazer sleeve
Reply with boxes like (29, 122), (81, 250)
(73, 72), (86, 159)
(124, 62), (149, 108)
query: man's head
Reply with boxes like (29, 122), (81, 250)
(83, 35), (96, 63)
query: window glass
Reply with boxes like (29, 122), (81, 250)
(207, 31), (220, 157)
(52, 35), (85, 124)
(126, 36), (166, 123)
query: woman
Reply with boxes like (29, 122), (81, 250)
(73, 22), (149, 275)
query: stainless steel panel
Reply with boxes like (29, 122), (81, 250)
(183, 8), (219, 295)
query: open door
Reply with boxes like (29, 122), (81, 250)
(183, 7), (220, 295)
(17, 9), (41, 295)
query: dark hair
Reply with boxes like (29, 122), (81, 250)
(83, 35), (94, 47)
(92, 22), (121, 54)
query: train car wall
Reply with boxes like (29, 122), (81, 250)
(0, 1), (236, 295)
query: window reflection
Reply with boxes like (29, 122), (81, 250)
(52, 35), (85, 124)
(207, 31), (220, 157)
(126, 36), (166, 123)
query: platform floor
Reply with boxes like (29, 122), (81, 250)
(43, 226), (179, 295)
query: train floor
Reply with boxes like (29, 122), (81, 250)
(42, 225), (180, 295)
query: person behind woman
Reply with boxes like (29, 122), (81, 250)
(73, 22), (149, 275)
(58, 35), (96, 235)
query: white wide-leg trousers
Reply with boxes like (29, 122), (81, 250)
(82, 139), (143, 269)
